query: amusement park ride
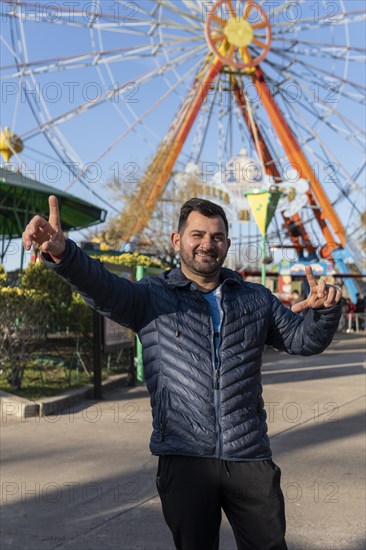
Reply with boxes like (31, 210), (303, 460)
(0, 1), (365, 299)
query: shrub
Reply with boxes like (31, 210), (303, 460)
(93, 252), (164, 268)
(20, 262), (72, 329)
(0, 265), (7, 287)
(67, 292), (93, 338)
(0, 287), (50, 390)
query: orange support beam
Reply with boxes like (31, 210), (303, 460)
(232, 80), (316, 256)
(252, 67), (346, 252)
(126, 58), (223, 240)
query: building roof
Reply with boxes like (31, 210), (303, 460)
(0, 167), (107, 238)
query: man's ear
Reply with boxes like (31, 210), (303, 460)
(170, 231), (181, 253)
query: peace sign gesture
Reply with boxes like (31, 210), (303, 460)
(22, 195), (65, 261)
(291, 265), (342, 313)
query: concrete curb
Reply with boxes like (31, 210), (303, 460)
(0, 391), (38, 421)
(0, 373), (128, 421)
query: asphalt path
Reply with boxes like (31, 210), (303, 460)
(1, 333), (365, 550)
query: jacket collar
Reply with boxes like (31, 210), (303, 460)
(162, 267), (242, 289)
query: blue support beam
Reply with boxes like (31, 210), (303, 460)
(332, 249), (360, 304)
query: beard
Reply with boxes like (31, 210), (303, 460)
(179, 247), (226, 276)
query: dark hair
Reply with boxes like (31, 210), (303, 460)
(178, 198), (229, 234)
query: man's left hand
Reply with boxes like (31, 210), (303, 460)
(291, 265), (342, 313)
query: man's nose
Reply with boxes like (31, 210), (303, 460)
(201, 236), (215, 248)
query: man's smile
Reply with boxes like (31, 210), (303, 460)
(194, 251), (217, 258)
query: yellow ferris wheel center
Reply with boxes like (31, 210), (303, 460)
(204, 0), (272, 70)
(224, 18), (253, 48)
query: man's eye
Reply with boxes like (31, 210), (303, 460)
(214, 236), (223, 242)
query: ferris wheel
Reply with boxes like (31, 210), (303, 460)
(1, 0), (365, 296)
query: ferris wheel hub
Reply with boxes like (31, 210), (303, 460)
(224, 18), (253, 48)
(204, 0), (272, 70)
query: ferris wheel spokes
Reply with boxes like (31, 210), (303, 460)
(273, 83), (364, 202)
(232, 80), (316, 257)
(269, 47), (366, 100)
(64, 55), (208, 192)
(4, 0), (204, 34)
(268, 8), (366, 34)
(115, 57), (224, 240)
(1, 37), (206, 79)
(17, 43), (207, 142)
(251, 66), (346, 253)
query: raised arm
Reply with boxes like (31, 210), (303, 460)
(22, 196), (150, 332)
(266, 266), (342, 355)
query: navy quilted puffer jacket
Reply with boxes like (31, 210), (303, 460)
(44, 239), (341, 461)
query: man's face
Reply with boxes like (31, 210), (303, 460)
(171, 211), (231, 278)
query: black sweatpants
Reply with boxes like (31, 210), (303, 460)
(156, 455), (288, 550)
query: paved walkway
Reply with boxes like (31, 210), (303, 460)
(1, 334), (365, 550)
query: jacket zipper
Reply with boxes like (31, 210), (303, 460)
(203, 287), (225, 459)
(198, 295), (221, 459)
(197, 290), (225, 459)
(215, 288), (225, 459)
(210, 310), (221, 459)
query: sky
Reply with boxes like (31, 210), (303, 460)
(1, 0), (365, 271)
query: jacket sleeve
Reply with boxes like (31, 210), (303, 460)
(42, 238), (150, 333)
(265, 290), (342, 355)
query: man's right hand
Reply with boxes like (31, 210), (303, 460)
(22, 195), (66, 262)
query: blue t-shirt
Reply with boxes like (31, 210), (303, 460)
(201, 286), (222, 369)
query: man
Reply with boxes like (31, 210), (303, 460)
(23, 196), (342, 550)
